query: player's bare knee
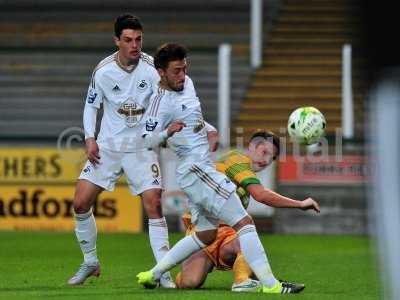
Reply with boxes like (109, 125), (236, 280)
(73, 191), (92, 214)
(180, 276), (203, 289)
(73, 195), (91, 214)
(178, 270), (204, 289)
(73, 180), (101, 213)
(232, 215), (254, 232)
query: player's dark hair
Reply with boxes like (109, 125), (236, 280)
(250, 131), (280, 159)
(114, 14), (143, 38)
(154, 43), (188, 70)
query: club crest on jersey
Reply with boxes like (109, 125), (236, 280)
(137, 79), (150, 92)
(87, 88), (97, 104)
(117, 98), (145, 127)
(146, 118), (158, 131)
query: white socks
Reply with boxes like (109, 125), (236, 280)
(74, 209), (98, 264)
(148, 217), (170, 261)
(74, 213), (171, 271)
(237, 224), (278, 288)
(148, 217), (174, 281)
(151, 233), (205, 279)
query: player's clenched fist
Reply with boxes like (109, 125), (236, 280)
(167, 120), (186, 137)
(300, 197), (320, 213)
(85, 137), (101, 165)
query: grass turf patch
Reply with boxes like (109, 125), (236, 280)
(0, 232), (380, 300)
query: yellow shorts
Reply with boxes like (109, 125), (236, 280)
(203, 225), (237, 270)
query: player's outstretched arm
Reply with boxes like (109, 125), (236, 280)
(299, 197), (320, 213)
(246, 184), (320, 213)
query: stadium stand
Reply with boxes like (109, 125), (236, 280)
(233, 0), (367, 143)
(0, 0), (278, 142)
(226, 0), (368, 234)
(0, 0), (369, 235)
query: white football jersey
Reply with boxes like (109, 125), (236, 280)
(143, 76), (212, 178)
(84, 51), (159, 152)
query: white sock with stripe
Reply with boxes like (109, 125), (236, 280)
(148, 217), (173, 281)
(237, 224), (278, 288)
(75, 209), (98, 264)
(148, 217), (170, 261)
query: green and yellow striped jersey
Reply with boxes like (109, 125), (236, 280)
(215, 149), (260, 208)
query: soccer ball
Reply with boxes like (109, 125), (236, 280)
(287, 106), (326, 145)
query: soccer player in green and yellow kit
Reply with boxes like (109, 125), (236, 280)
(175, 131), (320, 292)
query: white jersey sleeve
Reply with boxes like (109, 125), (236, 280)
(82, 66), (105, 138)
(204, 121), (217, 132)
(83, 105), (97, 139)
(85, 71), (104, 109)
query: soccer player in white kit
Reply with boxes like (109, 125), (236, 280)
(68, 14), (176, 287)
(137, 43), (305, 294)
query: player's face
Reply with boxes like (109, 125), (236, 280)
(249, 141), (278, 172)
(114, 29), (142, 63)
(160, 59), (187, 92)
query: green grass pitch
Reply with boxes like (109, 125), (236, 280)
(0, 232), (380, 300)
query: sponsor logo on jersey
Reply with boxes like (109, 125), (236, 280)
(146, 119), (158, 131)
(152, 178), (160, 185)
(181, 104), (187, 111)
(137, 79), (150, 92)
(83, 166), (91, 173)
(87, 89), (97, 104)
